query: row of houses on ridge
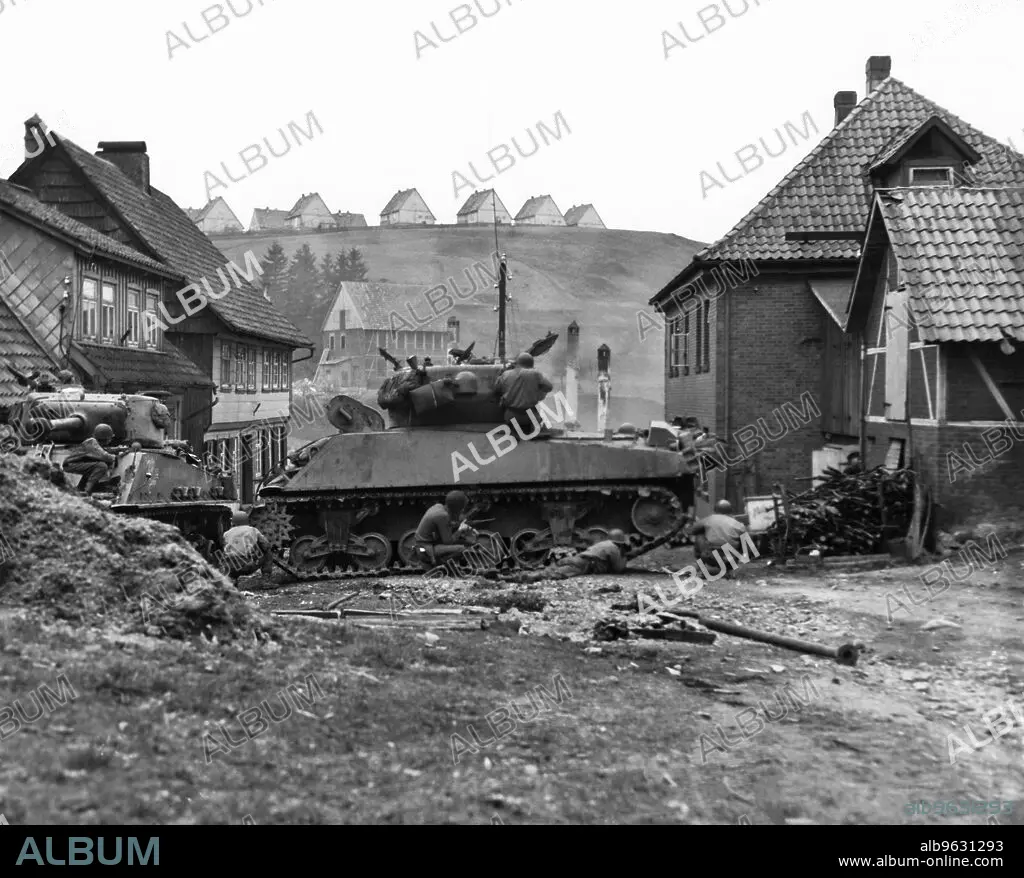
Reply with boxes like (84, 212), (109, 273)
(650, 55), (1024, 529)
(1, 117), (315, 507)
(187, 189), (607, 235)
(188, 193), (369, 236)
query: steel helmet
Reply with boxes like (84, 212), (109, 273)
(94, 424), (115, 444)
(608, 528), (628, 545)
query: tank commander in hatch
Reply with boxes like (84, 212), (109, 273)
(62, 423), (121, 495)
(413, 490), (477, 570)
(493, 352), (553, 438)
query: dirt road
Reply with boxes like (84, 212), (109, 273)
(2, 547), (1022, 824)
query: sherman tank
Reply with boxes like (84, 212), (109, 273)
(2, 387), (234, 553)
(252, 362), (710, 578)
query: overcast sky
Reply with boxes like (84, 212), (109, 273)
(1, 0), (1020, 244)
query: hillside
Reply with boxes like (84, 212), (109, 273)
(211, 226), (704, 429)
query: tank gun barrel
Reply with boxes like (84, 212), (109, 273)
(30, 414), (87, 438)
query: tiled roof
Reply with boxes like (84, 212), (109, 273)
(868, 115), (981, 172)
(334, 212), (368, 227)
(868, 187), (1024, 343)
(381, 189), (417, 216)
(653, 76), (1024, 303)
(49, 136), (310, 348)
(251, 208), (289, 228)
(564, 204), (604, 226)
(74, 340), (215, 389)
(515, 195), (558, 220)
(328, 283), (452, 333)
(286, 193), (329, 220)
(0, 180), (178, 277)
(458, 190), (499, 216)
(0, 296), (61, 406)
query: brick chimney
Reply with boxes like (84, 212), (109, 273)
(866, 56), (892, 95)
(834, 91), (857, 126)
(95, 141), (150, 194)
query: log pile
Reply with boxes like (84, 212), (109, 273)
(766, 466), (915, 557)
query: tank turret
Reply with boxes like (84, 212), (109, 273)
(9, 389), (169, 449)
(3, 388), (232, 557)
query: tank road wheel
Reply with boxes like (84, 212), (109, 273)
(350, 533), (392, 572)
(249, 502), (295, 550)
(289, 536), (328, 574)
(397, 530), (421, 567)
(510, 529), (554, 569)
(449, 530), (505, 576)
(631, 489), (686, 539)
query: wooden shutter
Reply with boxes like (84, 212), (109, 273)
(885, 288), (909, 421)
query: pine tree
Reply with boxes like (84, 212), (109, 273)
(319, 252), (337, 299)
(344, 247), (368, 282)
(287, 244), (322, 312)
(261, 242), (289, 301)
(334, 250), (350, 282)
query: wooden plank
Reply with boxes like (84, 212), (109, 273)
(885, 288), (909, 421)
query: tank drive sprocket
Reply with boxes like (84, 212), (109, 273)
(249, 501), (295, 550)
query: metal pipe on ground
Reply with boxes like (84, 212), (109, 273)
(672, 610), (859, 665)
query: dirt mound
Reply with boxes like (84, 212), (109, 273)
(0, 454), (276, 642)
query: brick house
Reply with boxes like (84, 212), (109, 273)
(847, 186), (1024, 527)
(11, 116), (314, 506)
(457, 189), (512, 225)
(286, 192), (336, 231)
(189, 196), (244, 235)
(248, 207), (289, 233)
(514, 195), (565, 226)
(0, 178), (214, 437)
(380, 189), (436, 226)
(564, 204), (606, 229)
(316, 282), (456, 388)
(648, 56), (1024, 517)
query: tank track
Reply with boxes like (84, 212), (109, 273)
(267, 483), (690, 583)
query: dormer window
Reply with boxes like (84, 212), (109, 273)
(909, 166), (953, 187)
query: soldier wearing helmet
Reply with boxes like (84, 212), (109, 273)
(690, 499), (748, 578)
(493, 352), (554, 438)
(504, 528), (631, 584)
(412, 490), (476, 570)
(62, 423), (119, 495)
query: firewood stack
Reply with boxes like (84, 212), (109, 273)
(766, 466), (915, 557)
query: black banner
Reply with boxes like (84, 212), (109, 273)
(0, 827), (1015, 870)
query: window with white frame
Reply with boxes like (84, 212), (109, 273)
(145, 292), (161, 347)
(247, 348), (257, 392)
(126, 290), (140, 346)
(221, 342), (233, 391)
(328, 333), (336, 352)
(81, 279), (98, 339)
(101, 283), (116, 341)
(669, 317), (684, 374)
(909, 166), (953, 187)
(272, 351), (281, 390)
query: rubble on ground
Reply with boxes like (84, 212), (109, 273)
(0, 454), (276, 642)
